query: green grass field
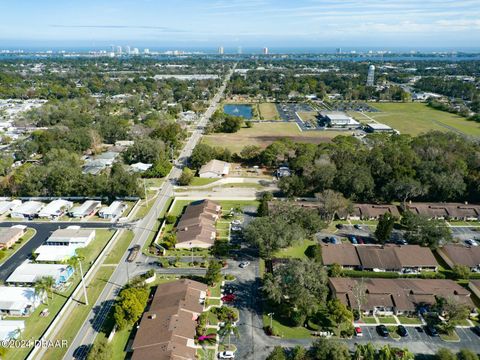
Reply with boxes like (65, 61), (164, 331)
(203, 122), (348, 152)
(273, 239), (316, 259)
(258, 103), (280, 120)
(350, 102), (480, 137)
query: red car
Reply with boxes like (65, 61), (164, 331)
(355, 326), (363, 337)
(221, 294), (236, 302)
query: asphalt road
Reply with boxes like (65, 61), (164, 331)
(0, 221), (113, 281)
(60, 66), (236, 360)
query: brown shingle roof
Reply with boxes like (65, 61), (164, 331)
(321, 244), (361, 267)
(329, 278), (474, 313)
(175, 200), (220, 247)
(438, 244), (480, 268)
(405, 203), (480, 219)
(131, 279), (207, 360)
(352, 204), (400, 219)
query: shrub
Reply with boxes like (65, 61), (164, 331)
(165, 215), (177, 224)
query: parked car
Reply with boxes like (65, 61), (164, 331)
(349, 235), (358, 245)
(355, 326), (363, 337)
(357, 237), (365, 245)
(415, 326), (424, 333)
(239, 261), (250, 268)
(377, 325), (389, 337)
(472, 326), (480, 336)
(221, 294), (236, 302)
(354, 224), (363, 230)
(396, 239), (408, 245)
(218, 351), (235, 359)
(465, 239), (479, 247)
(425, 324), (439, 337)
(336, 224), (344, 229)
(398, 325), (409, 337)
(329, 236), (340, 244)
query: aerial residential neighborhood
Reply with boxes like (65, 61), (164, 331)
(0, 2), (480, 360)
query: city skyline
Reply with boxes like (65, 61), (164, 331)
(1, 0), (480, 48)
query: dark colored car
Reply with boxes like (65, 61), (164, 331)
(398, 325), (409, 337)
(415, 326), (424, 333)
(472, 326), (480, 336)
(377, 325), (389, 337)
(425, 324), (439, 337)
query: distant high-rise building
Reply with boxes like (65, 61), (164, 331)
(115, 45), (122, 54)
(263, 47), (269, 55)
(125, 45), (131, 55)
(367, 65), (375, 86)
(237, 46), (242, 54)
(132, 48), (139, 55)
(144, 48), (150, 54)
(336, 48), (342, 54)
(218, 46), (224, 55)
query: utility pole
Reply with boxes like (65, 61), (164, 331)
(78, 260), (88, 306)
(144, 179), (148, 208)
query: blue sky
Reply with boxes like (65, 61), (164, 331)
(1, 0), (480, 49)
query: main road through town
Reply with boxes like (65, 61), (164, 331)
(54, 66), (236, 360)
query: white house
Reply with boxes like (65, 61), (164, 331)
(10, 201), (44, 219)
(6, 261), (74, 286)
(0, 200), (21, 215)
(38, 199), (73, 219)
(0, 320), (25, 340)
(34, 245), (79, 262)
(198, 160), (230, 178)
(0, 286), (42, 316)
(45, 226), (95, 247)
(99, 201), (126, 219)
(131, 162), (152, 173)
(69, 201), (101, 218)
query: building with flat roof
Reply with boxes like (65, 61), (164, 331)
(131, 279), (207, 360)
(0, 226), (26, 250)
(175, 200), (221, 249)
(437, 244), (480, 272)
(0, 286), (42, 316)
(34, 245), (78, 262)
(46, 227), (95, 247)
(99, 201), (126, 219)
(364, 123), (395, 133)
(10, 201), (44, 219)
(329, 278), (474, 316)
(0, 200), (21, 215)
(6, 261), (74, 285)
(68, 200), (101, 218)
(0, 320), (25, 341)
(38, 199), (73, 219)
(320, 111), (360, 129)
(198, 159), (230, 178)
(321, 244), (438, 273)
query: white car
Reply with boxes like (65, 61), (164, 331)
(218, 351), (235, 359)
(466, 239), (479, 247)
(239, 261), (250, 268)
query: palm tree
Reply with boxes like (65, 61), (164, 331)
(42, 276), (55, 301)
(67, 254), (88, 305)
(219, 321), (239, 350)
(34, 280), (47, 305)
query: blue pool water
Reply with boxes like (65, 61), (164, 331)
(223, 104), (253, 119)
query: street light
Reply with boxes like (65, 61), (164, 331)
(189, 242), (193, 264)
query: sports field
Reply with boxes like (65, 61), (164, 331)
(349, 102), (480, 137)
(258, 103), (280, 120)
(203, 122), (349, 152)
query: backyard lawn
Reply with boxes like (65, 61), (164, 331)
(349, 102), (480, 137)
(273, 239), (316, 259)
(203, 122), (348, 153)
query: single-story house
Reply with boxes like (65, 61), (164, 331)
(329, 278), (475, 316)
(0, 225), (26, 250)
(198, 159), (230, 178)
(0, 320), (25, 340)
(437, 244), (480, 272)
(404, 202), (480, 221)
(10, 201), (44, 220)
(364, 123), (395, 133)
(99, 201), (126, 219)
(68, 200), (101, 218)
(6, 261), (74, 286)
(38, 199), (73, 219)
(0, 286), (43, 316)
(350, 204), (400, 221)
(34, 245), (79, 262)
(0, 200), (22, 215)
(45, 227), (95, 247)
(322, 244), (438, 273)
(130, 279), (207, 360)
(175, 200), (221, 249)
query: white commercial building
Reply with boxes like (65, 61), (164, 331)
(6, 261), (74, 286)
(34, 245), (79, 262)
(0, 320), (25, 340)
(45, 226), (95, 247)
(10, 201), (44, 219)
(69, 201), (101, 218)
(99, 201), (126, 219)
(365, 123), (395, 133)
(320, 111), (360, 129)
(0, 286), (42, 316)
(38, 199), (73, 219)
